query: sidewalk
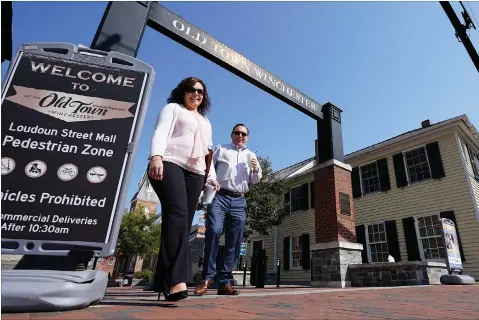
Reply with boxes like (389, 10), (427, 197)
(2, 284), (478, 319)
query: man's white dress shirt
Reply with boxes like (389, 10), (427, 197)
(209, 143), (262, 193)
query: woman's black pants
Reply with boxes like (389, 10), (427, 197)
(148, 161), (204, 291)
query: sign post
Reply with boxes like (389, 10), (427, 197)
(440, 218), (463, 274)
(439, 218), (475, 285)
(1, 42), (155, 312)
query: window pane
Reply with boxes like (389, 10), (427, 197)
(424, 249), (432, 259)
(417, 217), (425, 227)
(428, 237), (437, 249)
(368, 225), (373, 233)
(369, 234), (374, 243)
(379, 232), (385, 242)
(378, 224), (384, 232)
(419, 227), (427, 237)
(426, 226), (434, 237)
(382, 253), (389, 262)
(374, 234), (380, 242)
(422, 239), (430, 249)
(381, 243), (388, 252)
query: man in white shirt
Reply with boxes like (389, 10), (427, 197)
(195, 124), (262, 296)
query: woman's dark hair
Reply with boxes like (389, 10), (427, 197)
(167, 77), (211, 115)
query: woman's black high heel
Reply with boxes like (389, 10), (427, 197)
(164, 290), (188, 302)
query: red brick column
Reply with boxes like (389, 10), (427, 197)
(314, 161), (356, 244)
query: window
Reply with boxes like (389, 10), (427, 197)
(145, 181), (153, 201)
(416, 215), (445, 260)
(466, 144), (479, 180)
(290, 236), (302, 268)
(366, 223), (389, 263)
(404, 147), (431, 183)
(360, 162), (381, 195)
(290, 183), (309, 212)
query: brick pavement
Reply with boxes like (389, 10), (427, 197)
(2, 284), (478, 319)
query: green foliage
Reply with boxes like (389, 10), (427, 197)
(134, 269), (153, 282)
(116, 206), (162, 258)
(245, 156), (287, 238)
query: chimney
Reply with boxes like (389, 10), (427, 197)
(421, 119), (431, 128)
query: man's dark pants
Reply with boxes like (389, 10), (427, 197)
(202, 191), (246, 287)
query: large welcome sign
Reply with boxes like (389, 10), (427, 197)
(147, 4), (323, 120)
(1, 43), (154, 255)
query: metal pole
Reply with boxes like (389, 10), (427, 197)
(243, 261), (247, 287)
(276, 259), (280, 288)
(91, 1), (152, 57)
(440, 1), (479, 73)
(310, 257), (313, 282)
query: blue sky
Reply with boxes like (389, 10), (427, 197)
(2, 1), (478, 224)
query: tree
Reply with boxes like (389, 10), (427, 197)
(116, 206), (162, 258)
(244, 156), (287, 239)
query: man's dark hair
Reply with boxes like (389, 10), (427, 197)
(231, 123), (249, 135)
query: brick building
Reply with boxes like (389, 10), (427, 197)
(243, 115), (479, 285)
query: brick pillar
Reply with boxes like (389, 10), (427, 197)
(314, 161), (356, 244)
(311, 159), (363, 288)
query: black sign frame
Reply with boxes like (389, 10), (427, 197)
(1, 43), (155, 257)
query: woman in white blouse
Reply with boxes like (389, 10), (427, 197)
(148, 77), (219, 301)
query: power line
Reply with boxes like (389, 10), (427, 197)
(465, 1), (479, 29)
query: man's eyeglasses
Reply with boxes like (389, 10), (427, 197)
(233, 131), (248, 137)
(185, 86), (204, 95)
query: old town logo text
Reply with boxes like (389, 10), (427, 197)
(5, 86), (135, 123)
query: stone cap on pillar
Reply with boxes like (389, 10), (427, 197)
(315, 159), (352, 172)
(310, 241), (363, 251)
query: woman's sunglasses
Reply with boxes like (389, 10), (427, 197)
(185, 86), (204, 95)
(233, 131), (248, 137)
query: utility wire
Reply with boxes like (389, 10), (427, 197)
(466, 1), (479, 29)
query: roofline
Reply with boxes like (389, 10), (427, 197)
(274, 114), (478, 180)
(345, 115), (478, 160)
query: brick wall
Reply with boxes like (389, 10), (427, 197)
(314, 164), (357, 244)
(131, 200), (157, 214)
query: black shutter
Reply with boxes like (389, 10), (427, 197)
(385, 220), (401, 262)
(355, 225), (368, 263)
(284, 191), (290, 215)
(283, 237), (290, 271)
(300, 183), (309, 210)
(352, 167), (362, 198)
(426, 142), (445, 179)
(377, 158), (391, 192)
(440, 211), (466, 262)
(402, 217), (421, 261)
(393, 153), (409, 188)
(310, 182), (314, 209)
(301, 234), (310, 270)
